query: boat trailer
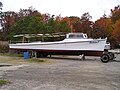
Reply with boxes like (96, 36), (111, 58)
(99, 49), (120, 63)
(79, 49), (120, 63)
(26, 49), (120, 63)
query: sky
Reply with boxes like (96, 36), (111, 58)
(0, 0), (120, 21)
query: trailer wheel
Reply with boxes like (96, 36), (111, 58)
(100, 54), (109, 63)
(108, 52), (114, 60)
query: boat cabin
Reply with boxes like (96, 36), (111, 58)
(66, 33), (88, 39)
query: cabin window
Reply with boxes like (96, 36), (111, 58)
(69, 35), (75, 38)
(68, 34), (84, 39)
(77, 35), (84, 38)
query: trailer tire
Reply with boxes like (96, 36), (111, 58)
(108, 52), (114, 60)
(101, 54), (109, 63)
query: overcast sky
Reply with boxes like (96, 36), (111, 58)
(0, 0), (120, 21)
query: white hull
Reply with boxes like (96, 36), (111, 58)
(9, 39), (106, 51)
(9, 33), (107, 56)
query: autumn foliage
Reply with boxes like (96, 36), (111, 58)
(113, 19), (120, 43)
(92, 18), (113, 39)
(0, 3), (120, 48)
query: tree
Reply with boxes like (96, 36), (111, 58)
(74, 12), (93, 37)
(110, 5), (120, 23)
(42, 13), (50, 23)
(0, 2), (2, 13)
(54, 15), (62, 33)
(0, 11), (18, 40)
(92, 17), (113, 39)
(0, 7), (44, 40)
(0, 2), (3, 40)
(69, 16), (80, 32)
(10, 16), (45, 39)
(45, 15), (55, 33)
(44, 15), (71, 33)
(112, 19), (120, 45)
(18, 7), (43, 22)
(59, 20), (71, 33)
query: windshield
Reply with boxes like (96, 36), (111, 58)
(68, 34), (84, 39)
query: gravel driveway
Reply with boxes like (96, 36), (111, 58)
(0, 54), (120, 90)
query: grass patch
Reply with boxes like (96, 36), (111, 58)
(0, 80), (10, 86)
(0, 53), (23, 57)
(0, 54), (54, 65)
(28, 58), (46, 63)
(25, 58), (55, 65)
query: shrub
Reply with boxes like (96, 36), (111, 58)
(0, 41), (9, 53)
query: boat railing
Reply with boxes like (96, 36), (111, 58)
(9, 41), (29, 44)
(9, 33), (66, 44)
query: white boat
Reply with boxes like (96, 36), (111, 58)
(9, 33), (108, 57)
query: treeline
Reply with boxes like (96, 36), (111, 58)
(0, 7), (71, 40)
(0, 2), (120, 48)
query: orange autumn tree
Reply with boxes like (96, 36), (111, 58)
(112, 19), (120, 45)
(62, 17), (73, 32)
(54, 15), (62, 33)
(92, 17), (113, 40)
(1, 11), (18, 40)
(69, 16), (80, 32)
(72, 12), (93, 37)
(110, 5), (120, 47)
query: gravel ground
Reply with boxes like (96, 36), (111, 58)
(0, 53), (120, 90)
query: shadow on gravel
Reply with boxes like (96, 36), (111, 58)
(0, 65), (12, 67)
(111, 60), (120, 62)
(49, 56), (98, 62)
(50, 57), (80, 61)
(49, 55), (120, 63)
